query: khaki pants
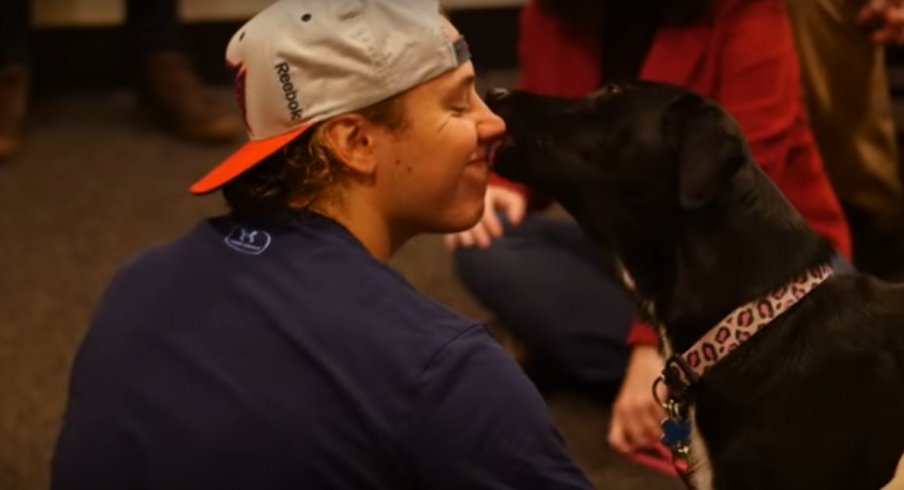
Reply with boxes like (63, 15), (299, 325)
(786, 0), (904, 230)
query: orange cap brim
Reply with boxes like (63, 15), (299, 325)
(190, 122), (316, 195)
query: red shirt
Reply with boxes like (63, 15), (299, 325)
(492, 0), (852, 346)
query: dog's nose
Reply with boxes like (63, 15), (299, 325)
(485, 88), (511, 104)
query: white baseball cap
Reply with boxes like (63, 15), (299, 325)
(190, 0), (472, 195)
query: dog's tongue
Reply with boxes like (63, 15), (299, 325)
(488, 137), (512, 169)
(487, 141), (500, 169)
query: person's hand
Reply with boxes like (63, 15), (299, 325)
(859, 0), (904, 45)
(444, 185), (527, 250)
(881, 452), (904, 490)
(608, 345), (668, 454)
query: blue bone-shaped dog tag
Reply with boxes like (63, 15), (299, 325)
(661, 418), (691, 449)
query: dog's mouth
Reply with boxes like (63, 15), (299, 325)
(488, 136), (515, 169)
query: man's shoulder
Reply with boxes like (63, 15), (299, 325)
(109, 214), (346, 286)
(109, 220), (220, 283)
(101, 214), (487, 360)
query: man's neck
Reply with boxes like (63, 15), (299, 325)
(311, 194), (401, 263)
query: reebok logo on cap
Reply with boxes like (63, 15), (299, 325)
(275, 62), (303, 121)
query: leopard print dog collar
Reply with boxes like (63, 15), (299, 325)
(662, 263), (834, 393)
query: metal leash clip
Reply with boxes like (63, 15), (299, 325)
(653, 374), (695, 486)
(652, 374), (670, 412)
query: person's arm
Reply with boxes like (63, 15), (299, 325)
(714, 0), (804, 182)
(608, 320), (667, 454)
(714, 0), (853, 257)
(625, 320), (659, 347)
(402, 325), (595, 489)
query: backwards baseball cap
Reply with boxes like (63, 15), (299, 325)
(190, 0), (472, 195)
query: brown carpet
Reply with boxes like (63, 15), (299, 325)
(0, 77), (681, 490)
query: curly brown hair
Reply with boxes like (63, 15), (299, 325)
(535, 0), (713, 31)
(223, 95), (406, 219)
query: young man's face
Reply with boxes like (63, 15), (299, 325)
(376, 18), (506, 235)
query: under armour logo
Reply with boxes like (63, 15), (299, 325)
(225, 226), (271, 255)
(239, 229), (258, 242)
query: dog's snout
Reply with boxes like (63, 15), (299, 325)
(485, 88), (511, 105)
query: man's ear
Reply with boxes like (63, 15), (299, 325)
(663, 94), (748, 209)
(321, 114), (380, 176)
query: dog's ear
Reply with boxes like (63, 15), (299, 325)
(664, 94), (748, 209)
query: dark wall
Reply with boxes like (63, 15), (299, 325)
(30, 7), (521, 93)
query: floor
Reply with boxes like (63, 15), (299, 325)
(0, 74), (682, 489)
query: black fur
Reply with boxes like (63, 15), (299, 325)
(487, 82), (904, 490)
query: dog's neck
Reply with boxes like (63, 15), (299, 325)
(660, 175), (834, 353)
(564, 166), (836, 354)
(665, 237), (831, 352)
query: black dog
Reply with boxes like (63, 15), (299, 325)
(486, 83), (904, 490)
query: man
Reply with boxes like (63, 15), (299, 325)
(51, 1), (595, 488)
(0, 0), (239, 160)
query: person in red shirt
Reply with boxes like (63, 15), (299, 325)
(447, 0), (851, 459)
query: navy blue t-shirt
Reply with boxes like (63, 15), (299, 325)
(52, 213), (595, 489)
